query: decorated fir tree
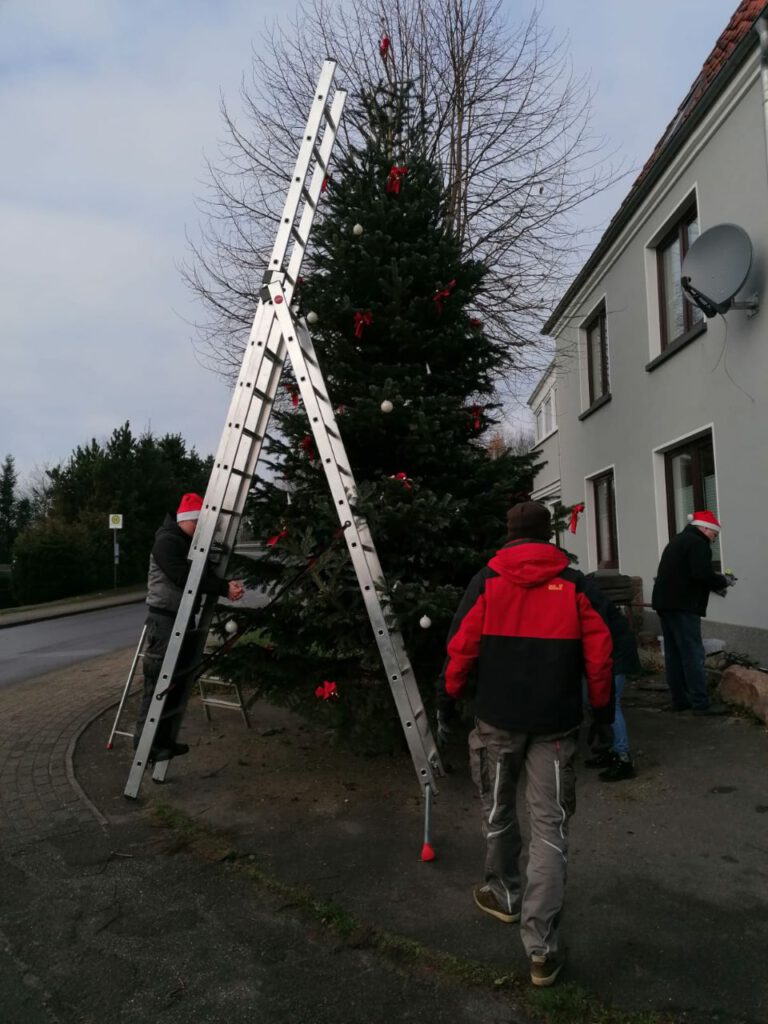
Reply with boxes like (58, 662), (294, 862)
(226, 84), (538, 751)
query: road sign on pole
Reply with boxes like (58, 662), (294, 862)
(109, 514), (123, 587)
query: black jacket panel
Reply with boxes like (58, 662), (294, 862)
(146, 514), (228, 614)
(651, 525), (726, 618)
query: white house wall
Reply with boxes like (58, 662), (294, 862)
(548, 63), (768, 656)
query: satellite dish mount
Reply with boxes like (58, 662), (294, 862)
(680, 223), (759, 319)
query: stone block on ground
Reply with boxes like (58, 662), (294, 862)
(719, 664), (768, 724)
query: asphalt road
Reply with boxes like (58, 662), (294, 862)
(0, 603), (147, 689)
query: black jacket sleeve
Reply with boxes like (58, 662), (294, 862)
(688, 539), (727, 592)
(582, 577), (641, 676)
(153, 532), (229, 598)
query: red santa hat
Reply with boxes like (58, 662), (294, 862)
(177, 493), (204, 523)
(688, 510), (721, 533)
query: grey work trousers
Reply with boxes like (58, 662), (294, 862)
(468, 718), (578, 959)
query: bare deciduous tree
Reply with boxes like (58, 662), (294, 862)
(186, 0), (622, 385)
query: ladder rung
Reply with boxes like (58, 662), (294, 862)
(240, 427), (263, 441)
(323, 105), (337, 130)
(229, 467), (252, 479)
(301, 186), (316, 209)
(290, 225), (307, 247)
(312, 147), (327, 171)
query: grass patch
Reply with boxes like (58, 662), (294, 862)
(148, 803), (675, 1024)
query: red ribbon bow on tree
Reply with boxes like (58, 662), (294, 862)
(390, 471), (413, 491)
(284, 382), (300, 408)
(386, 166), (408, 194)
(266, 527), (288, 548)
(321, 176), (329, 193)
(354, 311), (373, 339)
(469, 317), (482, 328)
(433, 279), (457, 314)
(379, 35), (391, 59)
(300, 435), (316, 461)
(315, 680), (338, 700)
(569, 503), (585, 534)
(470, 405), (483, 431)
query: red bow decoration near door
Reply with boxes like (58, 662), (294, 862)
(569, 503), (585, 534)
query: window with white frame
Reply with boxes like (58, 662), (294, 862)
(592, 470), (618, 570)
(664, 431), (720, 566)
(656, 202), (704, 350)
(534, 388), (557, 442)
(584, 304), (610, 407)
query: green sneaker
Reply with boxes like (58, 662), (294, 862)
(530, 953), (565, 987)
(472, 885), (520, 923)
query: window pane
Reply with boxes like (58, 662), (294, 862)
(670, 453), (695, 531)
(543, 393), (552, 435)
(594, 474), (617, 568)
(685, 216), (704, 326)
(588, 322), (603, 400)
(661, 236), (685, 343)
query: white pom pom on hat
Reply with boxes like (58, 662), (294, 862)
(687, 510), (721, 533)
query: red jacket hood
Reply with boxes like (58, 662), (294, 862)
(487, 541), (570, 588)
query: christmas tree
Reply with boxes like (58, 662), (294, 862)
(226, 83), (538, 751)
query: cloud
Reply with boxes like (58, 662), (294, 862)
(0, 0), (285, 480)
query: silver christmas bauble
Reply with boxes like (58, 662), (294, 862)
(353, 223), (364, 236)
(419, 615), (432, 629)
(225, 619), (238, 635)
(306, 311), (319, 325)
(380, 399), (394, 414)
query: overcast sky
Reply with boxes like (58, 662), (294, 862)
(0, 0), (743, 480)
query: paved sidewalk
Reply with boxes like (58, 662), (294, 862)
(0, 651), (527, 1024)
(1, 646), (766, 1023)
(0, 589), (146, 629)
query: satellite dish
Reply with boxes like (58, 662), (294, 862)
(681, 223), (759, 318)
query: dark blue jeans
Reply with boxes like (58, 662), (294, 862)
(658, 611), (710, 710)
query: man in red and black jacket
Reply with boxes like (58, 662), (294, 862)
(438, 501), (613, 989)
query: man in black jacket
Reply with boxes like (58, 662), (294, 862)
(651, 510), (728, 715)
(135, 493), (244, 760)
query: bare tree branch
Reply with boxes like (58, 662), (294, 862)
(184, 0), (625, 394)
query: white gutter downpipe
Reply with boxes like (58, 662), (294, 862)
(755, 15), (768, 179)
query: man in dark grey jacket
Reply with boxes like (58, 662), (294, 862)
(651, 510), (728, 715)
(135, 493), (244, 760)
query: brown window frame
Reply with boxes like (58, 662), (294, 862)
(656, 203), (704, 351)
(592, 469), (618, 570)
(664, 431), (721, 569)
(585, 305), (610, 407)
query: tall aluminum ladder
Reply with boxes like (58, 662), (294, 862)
(123, 60), (443, 854)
